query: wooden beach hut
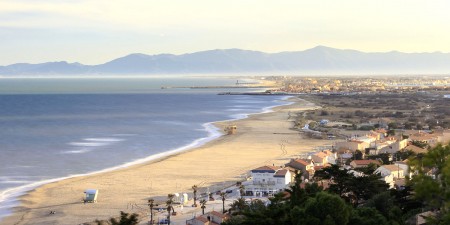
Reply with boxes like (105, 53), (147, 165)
(84, 189), (99, 203)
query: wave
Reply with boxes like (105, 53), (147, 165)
(61, 149), (92, 154)
(68, 142), (111, 147)
(0, 95), (294, 221)
(84, 138), (124, 142)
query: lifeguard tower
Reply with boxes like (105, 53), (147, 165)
(84, 189), (99, 203)
(224, 125), (237, 135)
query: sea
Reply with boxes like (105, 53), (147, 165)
(0, 76), (291, 220)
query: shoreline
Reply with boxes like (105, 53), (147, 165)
(0, 95), (291, 220)
(0, 96), (326, 224)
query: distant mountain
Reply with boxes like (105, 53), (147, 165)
(1, 46), (449, 75)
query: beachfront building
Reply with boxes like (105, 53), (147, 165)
(186, 210), (229, 225)
(244, 166), (291, 197)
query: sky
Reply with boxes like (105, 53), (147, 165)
(1, 0), (450, 65)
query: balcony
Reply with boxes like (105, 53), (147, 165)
(252, 181), (276, 186)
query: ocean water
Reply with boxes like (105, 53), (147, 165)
(0, 76), (290, 220)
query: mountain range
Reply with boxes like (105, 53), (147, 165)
(1, 46), (449, 75)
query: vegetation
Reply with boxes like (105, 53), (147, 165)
(166, 194), (175, 225)
(200, 199), (207, 215)
(192, 185), (198, 207)
(96, 211), (139, 225)
(147, 198), (156, 225)
(220, 192), (228, 213)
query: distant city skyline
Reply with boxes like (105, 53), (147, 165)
(1, 0), (450, 65)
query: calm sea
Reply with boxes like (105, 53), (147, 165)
(0, 76), (290, 219)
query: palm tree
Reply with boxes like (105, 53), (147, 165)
(239, 184), (245, 197)
(219, 192), (227, 213)
(200, 199), (207, 215)
(166, 194), (175, 225)
(147, 198), (156, 224)
(192, 185), (198, 207)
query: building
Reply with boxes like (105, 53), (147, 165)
(350, 160), (381, 168)
(186, 211), (229, 225)
(335, 140), (369, 152)
(244, 166), (291, 197)
(285, 159), (315, 180)
(374, 165), (405, 188)
(403, 145), (427, 154)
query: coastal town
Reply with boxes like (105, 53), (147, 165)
(3, 1), (450, 225)
(82, 76), (450, 225)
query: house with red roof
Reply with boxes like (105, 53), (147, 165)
(285, 159), (315, 180)
(186, 210), (229, 225)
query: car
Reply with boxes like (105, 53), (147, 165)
(225, 190), (233, 193)
(158, 219), (169, 224)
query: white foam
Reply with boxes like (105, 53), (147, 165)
(0, 95), (295, 222)
(68, 142), (110, 147)
(61, 149), (92, 154)
(84, 138), (124, 142)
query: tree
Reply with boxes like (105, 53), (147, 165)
(286, 170), (308, 207)
(200, 199), (207, 215)
(219, 192), (228, 213)
(147, 198), (156, 225)
(229, 197), (247, 215)
(314, 165), (351, 198)
(345, 174), (389, 205)
(192, 185), (198, 207)
(239, 184), (245, 197)
(106, 211), (139, 225)
(355, 162), (379, 175)
(348, 207), (388, 225)
(354, 150), (363, 160)
(409, 143), (450, 224)
(166, 194), (175, 225)
(291, 192), (351, 225)
(315, 165), (388, 205)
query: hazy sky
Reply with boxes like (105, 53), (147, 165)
(1, 0), (449, 65)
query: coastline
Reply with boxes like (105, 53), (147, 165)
(0, 97), (333, 225)
(0, 95), (290, 221)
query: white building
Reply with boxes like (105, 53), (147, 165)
(374, 165), (405, 188)
(245, 165), (291, 197)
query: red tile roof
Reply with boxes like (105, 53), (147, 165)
(195, 215), (209, 223)
(251, 165), (278, 172)
(351, 159), (381, 166)
(210, 210), (228, 218)
(286, 159), (312, 169)
(274, 169), (288, 177)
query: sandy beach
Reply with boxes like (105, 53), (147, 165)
(1, 97), (333, 225)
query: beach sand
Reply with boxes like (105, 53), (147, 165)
(1, 97), (333, 225)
